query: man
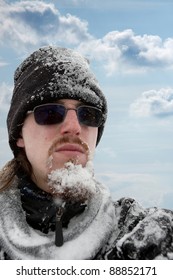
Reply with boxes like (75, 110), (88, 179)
(0, 46), (173, 259)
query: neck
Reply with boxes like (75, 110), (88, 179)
(31, 172), (51, 193)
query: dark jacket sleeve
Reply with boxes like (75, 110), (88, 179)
(107, 198), (173, 260)
(0, 245), (10, 260)
(0, 246), (5, 260)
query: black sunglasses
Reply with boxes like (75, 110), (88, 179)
(29, 103), (103, 127)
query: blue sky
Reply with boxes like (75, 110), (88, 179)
(1, 0), (173, 209)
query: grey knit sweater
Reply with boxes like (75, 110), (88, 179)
(0, 177), (173, 260)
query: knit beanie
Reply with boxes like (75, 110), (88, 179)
(7, 46), (107, 157)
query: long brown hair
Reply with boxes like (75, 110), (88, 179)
(0, 149), (32, 192)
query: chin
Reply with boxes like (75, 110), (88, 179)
(48, 160), (96, 204)
(57, 157), (87, 169)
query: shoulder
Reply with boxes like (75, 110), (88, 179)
(107, 197), (173, 259)
(113, 197), (147, 231)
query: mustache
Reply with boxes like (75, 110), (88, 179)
(48, 135), (90, 157)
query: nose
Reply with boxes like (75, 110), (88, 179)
(59, 109), (81, 136)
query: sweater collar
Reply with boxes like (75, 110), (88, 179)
(0, 176), (115, 259)
(18, 174), (86, 234)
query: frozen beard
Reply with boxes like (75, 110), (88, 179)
(48, 161), (96, 205)
(47, 136), (96, 204)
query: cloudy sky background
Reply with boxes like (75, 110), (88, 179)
(1, 0), (173, 209)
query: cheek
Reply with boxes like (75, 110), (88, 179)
(85, 128), (98, 155)
(21, 127), (52, 173)
(23, 129), (52, 152)
(21, 116), (56, 145)
(18, 117), (52, 157)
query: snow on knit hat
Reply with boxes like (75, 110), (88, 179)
(7, 46), (107, 157)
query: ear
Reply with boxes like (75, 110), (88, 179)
(16, 136), (25, 148)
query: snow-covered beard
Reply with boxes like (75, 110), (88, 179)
(47, 161), (97, 205)
(46, 135), (96, 204)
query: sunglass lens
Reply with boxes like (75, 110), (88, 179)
(78, 106), (102, 127)
(34, 104), (65, 125)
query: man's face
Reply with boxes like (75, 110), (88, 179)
(16, 99), (98, 192)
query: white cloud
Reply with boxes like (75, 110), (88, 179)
(0, 82), (12, 111)
(58, 13), (92, 44)
(96, 146), (117, 159)
(78, 29), (173, 74)
(96, 171), (172, 208)
(58, 0), (87, 7)
(1, 1), (173, 74)
(0, 0), (91, 52)
(0, 126), (12, 168)
(130, 87), (173, 118)
(0, 60), (8, 67)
